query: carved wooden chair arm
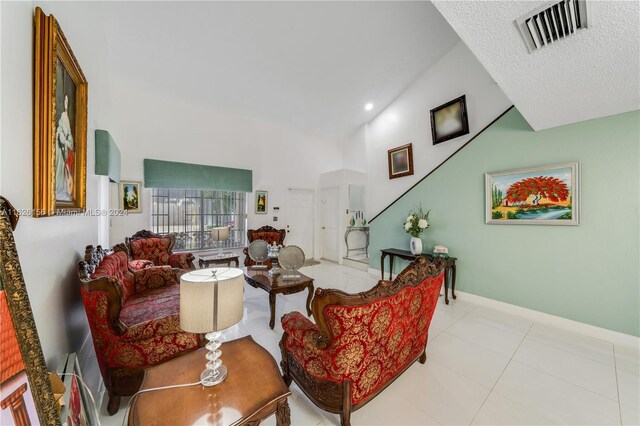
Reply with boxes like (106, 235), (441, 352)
(132, 266), (178, 293)
(80, 276), (128, 335)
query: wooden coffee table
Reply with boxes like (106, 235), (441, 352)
(244, 268), (314, 329)
(128, 336), (291, 425)
(199, 252), (240, 268)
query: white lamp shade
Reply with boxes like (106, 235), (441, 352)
(180, 268), (244, 333)
(210, 226), (230, 242)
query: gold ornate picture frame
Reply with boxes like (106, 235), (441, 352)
(0, 198), (59, 424)
(34, 7), (88, 217)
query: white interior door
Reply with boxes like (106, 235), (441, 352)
(286, 188), (314, 258)
(321, 187), (339, 262)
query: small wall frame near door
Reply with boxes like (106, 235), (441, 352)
(286, 188), (315, 260)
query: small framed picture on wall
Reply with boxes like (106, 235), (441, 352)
(430, 95), (469, 145)
(120, 181), (142, 213)
(256, 190), (268, 214)
(387, 143), (414, 179)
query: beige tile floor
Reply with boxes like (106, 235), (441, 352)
(100, 261), (640, 426)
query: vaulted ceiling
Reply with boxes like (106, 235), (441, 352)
(433, 1), (640, 130)
(100, 1), (639, 138)
(102, 1), (459, 141)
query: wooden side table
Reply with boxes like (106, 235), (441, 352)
(128, 336), (291, 426)
(380, 248), (457, 304)
(244, 268), (314, 329)
(199, 252), (240, 268)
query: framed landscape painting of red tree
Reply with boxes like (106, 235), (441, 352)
(485, 162), (579, 225)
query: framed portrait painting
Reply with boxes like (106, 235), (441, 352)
(120, 181), (142, 213)
(255, 191), (268, 214)
(486, 162), (580, 225)
(387, 143), (414, 179)
(430, 95), (469, 145)
(33, 7), (88, 217)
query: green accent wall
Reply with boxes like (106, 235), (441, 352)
(369, 108), (640, 336)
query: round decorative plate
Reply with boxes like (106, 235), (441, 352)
(248, 240), (269, 263)
(278, 245), (305, 270)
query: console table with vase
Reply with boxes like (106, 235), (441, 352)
(380, 248), (457, 304)
(344, 226), (370, 258)
(128, 336), (291, 425)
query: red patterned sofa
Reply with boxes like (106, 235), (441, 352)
(78, 245), (202, 415)
(279, 256), (445, 426)
(242, 225), (286, 267)
(125, 230), (195, 271)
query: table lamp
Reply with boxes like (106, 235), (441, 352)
(180, 268), (244, 386)
(210, 226), (230, 255)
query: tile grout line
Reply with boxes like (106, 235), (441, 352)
(468, 320), (535, 425)
(508, 340), (621, 403)
(612, 346), (624, 425)
(439, 302), (479, 332)
(493, 321), (624, 423)
(525, 329), (617, 369)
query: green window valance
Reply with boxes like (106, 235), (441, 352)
(143, 159), (253, 192)
(95, 130), (121, 183)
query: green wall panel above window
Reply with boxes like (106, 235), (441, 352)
(143, 159), (252, 193)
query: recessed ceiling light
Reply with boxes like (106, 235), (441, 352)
(364, 103), (374, 111)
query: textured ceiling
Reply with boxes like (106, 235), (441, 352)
(433, 1), (640, 130)
(102, 1), (459, 141)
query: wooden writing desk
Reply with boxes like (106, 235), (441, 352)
(380, 248), (457, 304)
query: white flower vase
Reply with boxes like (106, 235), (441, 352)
(410, 236), (422, 255)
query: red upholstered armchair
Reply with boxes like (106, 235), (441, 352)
(280, 256), (445, 426)
(125, 230), (195, 271)
(242, 225), (286, 266)
(78, 245), (203, 415)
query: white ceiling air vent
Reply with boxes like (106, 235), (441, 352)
(515, 0), (589, 53)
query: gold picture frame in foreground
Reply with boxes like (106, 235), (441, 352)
(0, 197), (59, 425)
(34, 7), (88, 217)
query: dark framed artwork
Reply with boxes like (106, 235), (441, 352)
(485, 162), (580, 225)
(256, 191), (268, 214)
(0, 198), (59, 424)
(430, 95), (469, 145)
(387, 143), (414, 179)
(34, 7), (88, 217)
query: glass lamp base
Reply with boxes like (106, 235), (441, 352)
(200, 331), (228, 387)
(201, 364), (227, 387)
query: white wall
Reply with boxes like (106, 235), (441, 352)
(107, 76), (343, 254)
(362, 41), (512, 216)
(0, 1), (112, 394)
(318, 169), (367, 263)
(341, 125), (367, 173)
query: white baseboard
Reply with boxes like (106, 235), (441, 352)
(367, 267), (638, 348)
(77, 333), (105, 406)
(454, 290), (639, 349)
(368, 267), (384, 280)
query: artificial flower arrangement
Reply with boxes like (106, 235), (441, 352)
(403, 204), (430, 237)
